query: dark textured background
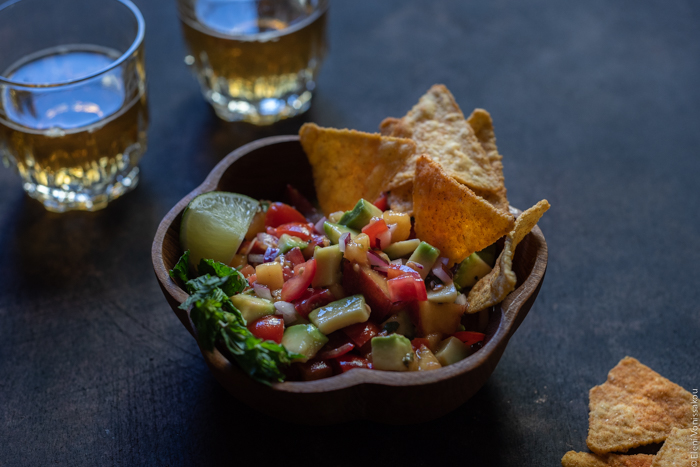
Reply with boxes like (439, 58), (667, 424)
(1, 1), (699, 465)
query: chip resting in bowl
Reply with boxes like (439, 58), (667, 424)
(561, 451), (655, 467)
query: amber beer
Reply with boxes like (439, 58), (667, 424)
(178, 0), (328, 124)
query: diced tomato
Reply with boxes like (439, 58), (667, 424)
(297, 359), (333, 381)
(285, 185), (320, 221)
(285, 247), (305, 266)
(453, 331), (485, 346)
(269, 222), (315, 241)
(411, 338), (431, 351)
(249, 239), (269, 255)
(342, 321), (380, 348)
(282, 266), (294, 282)
(333, 354), (372, 373)
(293, 287), (335, 318)
(387, 264), (422, 280)
(247, 315), (284, 344)
(247, 274), (257, 285)
(281, 258), (317, 302)
(373, 192), (388, 211)
(388, 275), (427, 302)
(239, 264), (255, 278)
(265, 202), (307, 227)
(361, 218), (389, 249)
(318, 333), (355, 360)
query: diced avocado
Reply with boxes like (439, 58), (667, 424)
(427, 282), (460, 303)
(453, 253), (492, 289)
(476, 244), (497, 267)
(281, 324), (328, 363)
(324, 222), (359, 244)
(229, 294), (275, 323)
(381, 310), (415, 339)
(308, 295), (370, 335)
(371, 334), (414, 371)
(435, 336), (470, 366)
(383, 238), (421, 259)
(407, 241), (440, 279)
(312, 245), (343, 287)
(278, 234), (308, 254)
(338, 199), (383, 230)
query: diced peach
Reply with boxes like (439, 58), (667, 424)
(255, 262), (284, 290)
(383, 210), (411, 242)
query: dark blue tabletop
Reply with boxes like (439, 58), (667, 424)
(1, 1), (698, 465)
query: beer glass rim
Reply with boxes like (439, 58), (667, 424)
(0, 0), (145, 89)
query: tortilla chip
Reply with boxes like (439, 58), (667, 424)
(299, 123), (416, 216)
(651, 428), (693, 467)
(562, 451), (654, 467)
(380, 85), (504, 195)
(466, 199), (550, 313)
(467, 108), (509, 212)
(412, 155), (514, 263)
(587, 357), (693, 454)
(387, 183), (414, 215)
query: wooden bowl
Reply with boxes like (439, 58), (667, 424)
(152, 135), (548, 425)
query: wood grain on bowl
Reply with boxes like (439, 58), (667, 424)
(151, 136), (548, 425)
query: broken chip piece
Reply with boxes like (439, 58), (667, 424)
(380, 84), (506, 198)
(466, 199), (550, 313)
(412, 155), (515, 263)
(466, 108), (509, 212)
(561, 451), (654, 467)
(586, 357), (693, 454)
(299, 123), (416, 216)
(650, 427), (693, 467)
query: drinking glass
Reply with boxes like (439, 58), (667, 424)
(0, 0), (148, 212)
(177, 0), (328, 125)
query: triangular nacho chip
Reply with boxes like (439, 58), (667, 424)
(380, 85), (504, 195)
(467, 108), (509, 212)
(412, 155), (514, 263)
(387, 183), (414, 215)
(561, 451), (654, 467)
(466, 199), (549, 313)
(586, 357), (693, 454)
(651, 428), (693, 467)
(299, 123), (416, 216)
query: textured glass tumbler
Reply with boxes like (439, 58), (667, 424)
(0, 0), (148, 212)
(178, 0), (328, 125)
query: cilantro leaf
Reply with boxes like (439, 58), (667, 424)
(197, 258), (247, 296)
(169, 250), (191, 285)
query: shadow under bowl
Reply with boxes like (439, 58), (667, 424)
(152, 135), (548, 425)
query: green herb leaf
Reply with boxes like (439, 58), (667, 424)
(197, 258), (247, 296)
(169, 250), (191, 285)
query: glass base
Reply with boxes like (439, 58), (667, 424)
(23, 166), (140, 212)
(206, 90), (313, 125)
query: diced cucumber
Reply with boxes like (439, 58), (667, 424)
(312, 245), (343, 287)
(281, 324), (328, 363)
(407, 241), (440, 279)
(308, 295), (370, 335)
(383, 238), (421, 259)
(338, 199), (383, 230)
(427, 283), (460, 303)
(230, 294), (275, 323)
(371, 334), (414, 371)
(476, 244), (497, 268)
(324, 222), (359, 244)
(435, 337), (470, 366)
(278, 234), (308, 254)
(453, 253), (492, 289)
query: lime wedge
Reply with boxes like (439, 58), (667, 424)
(180, 191), (260, 268)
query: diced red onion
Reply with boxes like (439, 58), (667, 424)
(248, 254), (264, 264)
(257, 232), (278, 246)
(253, 283), (272, 300)
(274, 301), (297, 324)
(373, 266), (389, 274)
(390, 259), (403, 266)
(263, 247), (280, 262)
(338, 232), (351, 252)
(439, 256), (449, 266)
(314, 216), (327, 234)
(432, 264), (453, 284)
(455, 293), (467, 305)
(376, 229), (392, 249)
(407, 260), (424, 269)
(243, 238), (257, 255)
(367, 250), (389, 267)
